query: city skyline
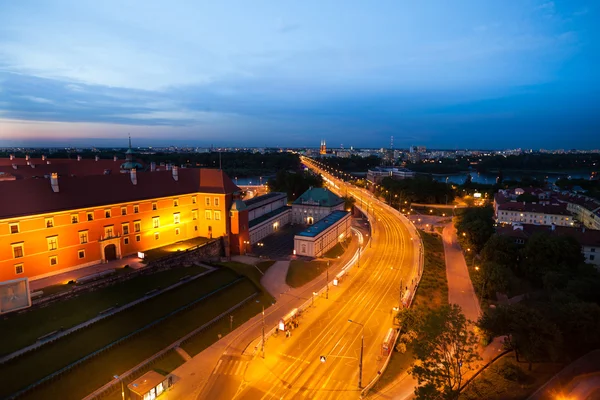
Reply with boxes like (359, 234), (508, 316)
(1, 1), (599, 149)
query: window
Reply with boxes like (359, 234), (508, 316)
(9, 223), (19, 234)
(135, 234), (141, 242)
(49, 255), (58, 266)
(87, 212), (94, 221)
(121, 206), (127, 216)
(79, 230), (89, 244)
(192, 209), (198, 220)
(174, 198), (179, 207)
(153, 217), (160, 228)
(15, 264), (24, 275)
(71, 214), (79, 224)
(134, 221), (141, 232)
(174, 213), (180, 224)
(12, 243), (24, 259)
(105, 209), (111, 218)
(194, 225), (198, 231)
(45, 217), (54, 228)
(104, 225), (114, 238)
(152, 202), (157, 211)
(78, 250), (85, 259)
(124, 237), (129, 245)
(205, 210), (212, 220)
(205, 197), (210, 206)
(175, 227), (180, 235)
(192, 196), (197, 204)
(214, 211), (221, 221)
(590, 255), (595, 261)
(122, 223), (129, 235)
(591, 248), (596, 253)
(154, 232), (160, 240)
(134, 204), (139, 214)
(47, 236), (58, 251)
(214, 197), (219, 207)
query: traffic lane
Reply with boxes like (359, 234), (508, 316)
(200, 355), (251, 400)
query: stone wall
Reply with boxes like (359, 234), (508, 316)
(148, 238), (224, 269)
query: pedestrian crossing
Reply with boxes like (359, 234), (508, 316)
(212, 356), (250, 376)
(257, 372), (353, 400)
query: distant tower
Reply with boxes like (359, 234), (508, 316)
(390, 135), (394, 150)
(320, 139), (327, 155)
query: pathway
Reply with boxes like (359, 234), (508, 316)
(260, 260), (291, 297)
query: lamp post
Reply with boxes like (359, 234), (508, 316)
(261, 306), (265, 358)
(326, 261), (330, 300)
(312, 291), (317, 307)
(113, 375), (125, 400)
(348, 319), (364, 388)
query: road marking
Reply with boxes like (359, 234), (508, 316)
(234, 360), (244, 375)
(278, 352), (311, 364)
(213, 359), (223, 374)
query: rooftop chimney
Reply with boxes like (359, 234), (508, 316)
(31, 163), (35, 169)
(130, 168), (137, 185)
(150, 162), (156, 172)
(26, 161), (31, 166)
(12, 164), (17, 170)
(166, 163), (172, 171)
(42, 155), (46, 161)
(172, 165), (179, 181)
(46, 160), (51, 165)
(113, 155), (118, 162)
(51, 173), (59, 193)
(95, 155), (100, 161)
(77, 155), (82, 161)
(25, 154), (30, 161)
(9, 154), (14, 161)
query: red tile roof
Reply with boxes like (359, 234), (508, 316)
(497, 224), (600, 247)
(0, 158), (142, 180)
(0, 168), (239, 219)
(497, 202), (570, 215)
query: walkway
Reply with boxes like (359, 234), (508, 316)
(260, 260), (291, 296)
(30, 254), (145, 291)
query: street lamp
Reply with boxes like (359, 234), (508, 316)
(326, 261), (330, 299)
(347, 319), (364, 388)
(113, 375), (125, 400)
(312, 291), (317, 306)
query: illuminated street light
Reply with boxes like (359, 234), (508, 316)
(347, 319), (365, 388)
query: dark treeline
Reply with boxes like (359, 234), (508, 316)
(376, 176), (456, 205)
(318, 155), (383, 172)
(267, 170), (323, 201)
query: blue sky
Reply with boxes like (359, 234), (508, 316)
(0, 0), (598, 149)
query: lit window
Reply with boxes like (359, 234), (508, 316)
(205, 210), (212, 220)
(174, 213), (180, 224)
(47, 236), (58, 251)
(87, 212), (94, 221)
(152, 202), (157, 211)
(214, 211), (221, 221)
(12, 243), (24, 258)
(154, 232), (160, 240)
(15, 264), (24, 274)
(121, 207), (127, 216)
(9, 223), (19, 234)
(71, 214), (79, 224)
(214, 197), (219, 207)
(135, 234), (141, 242)
(192, 196), (197, 204)
(45, 218), (54, 228)
(192, 209), (198, 220)
(122, 224), (129, 235)
(174, 198), (179, 207)
(79, 231), (88, 244)
(104, 225), (114, 238)
(105, 209), (111, 218)
(49, 255), (58, 266)
(175, 227), (180, 235)
(78, 250), (85, 259)
(134, 205), (139, 214)
(134, 221), (141, 232)
(124, 237), (129, 245)
(153, 217), (160, 228)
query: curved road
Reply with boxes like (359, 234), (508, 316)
(199, 157), (419, 400)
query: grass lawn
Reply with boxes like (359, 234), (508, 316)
(460, 355), (564, 400)
(286, 260), (329, 288)
(0, 268), (240, 400)
(371, 231), (449, 395)
(141, 237), (212, 263)
(323, 237), (352, 259)
(0, 265), (208, 357)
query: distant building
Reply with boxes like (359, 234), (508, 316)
(320, 140), (327, 155)
(294, 210), (351, 257)
(243, 192), (291, 245)
(292, 187), (345, 225)
(366, 167), (415, 184)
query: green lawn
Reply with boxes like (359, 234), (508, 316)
(323, 237), (352, 259)
(286, 260), (329, 288)
(141, 237), (212, 263)
(460, 355), (564, 400)
(0, 268), (240, 400)
(0, 264), (208, 357)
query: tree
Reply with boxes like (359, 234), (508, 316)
(455, 206), (494, 253)
(410, 305), (480, 400)
(267, 170), (323, 201)
(480, 235), (519, 269)
(477, 261), (512, 299)
(341, 196), (356, 212)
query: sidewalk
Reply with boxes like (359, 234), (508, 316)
(30, 254), (145, 291)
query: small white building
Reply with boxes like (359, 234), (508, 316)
(294, 210), (351, 258)
(292, 187), (345, 225)
(244, 192), (291, 244)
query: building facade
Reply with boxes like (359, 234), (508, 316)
(245, 192), (291, 245)
(366, 167), (416, 184)
(0, 167), (239, 283)
(294, 210), (351, 258)
(292, 187), (345, 225)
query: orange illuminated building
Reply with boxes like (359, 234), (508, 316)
(0, 166), (250, 283)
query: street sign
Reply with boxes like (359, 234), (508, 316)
(320, 356), (326, 363)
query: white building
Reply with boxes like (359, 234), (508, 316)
(292, 187), (345, 225)
(244, 192), (292, 244)
(294, 210), (351, 258)
(366, 167), (416, 184)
